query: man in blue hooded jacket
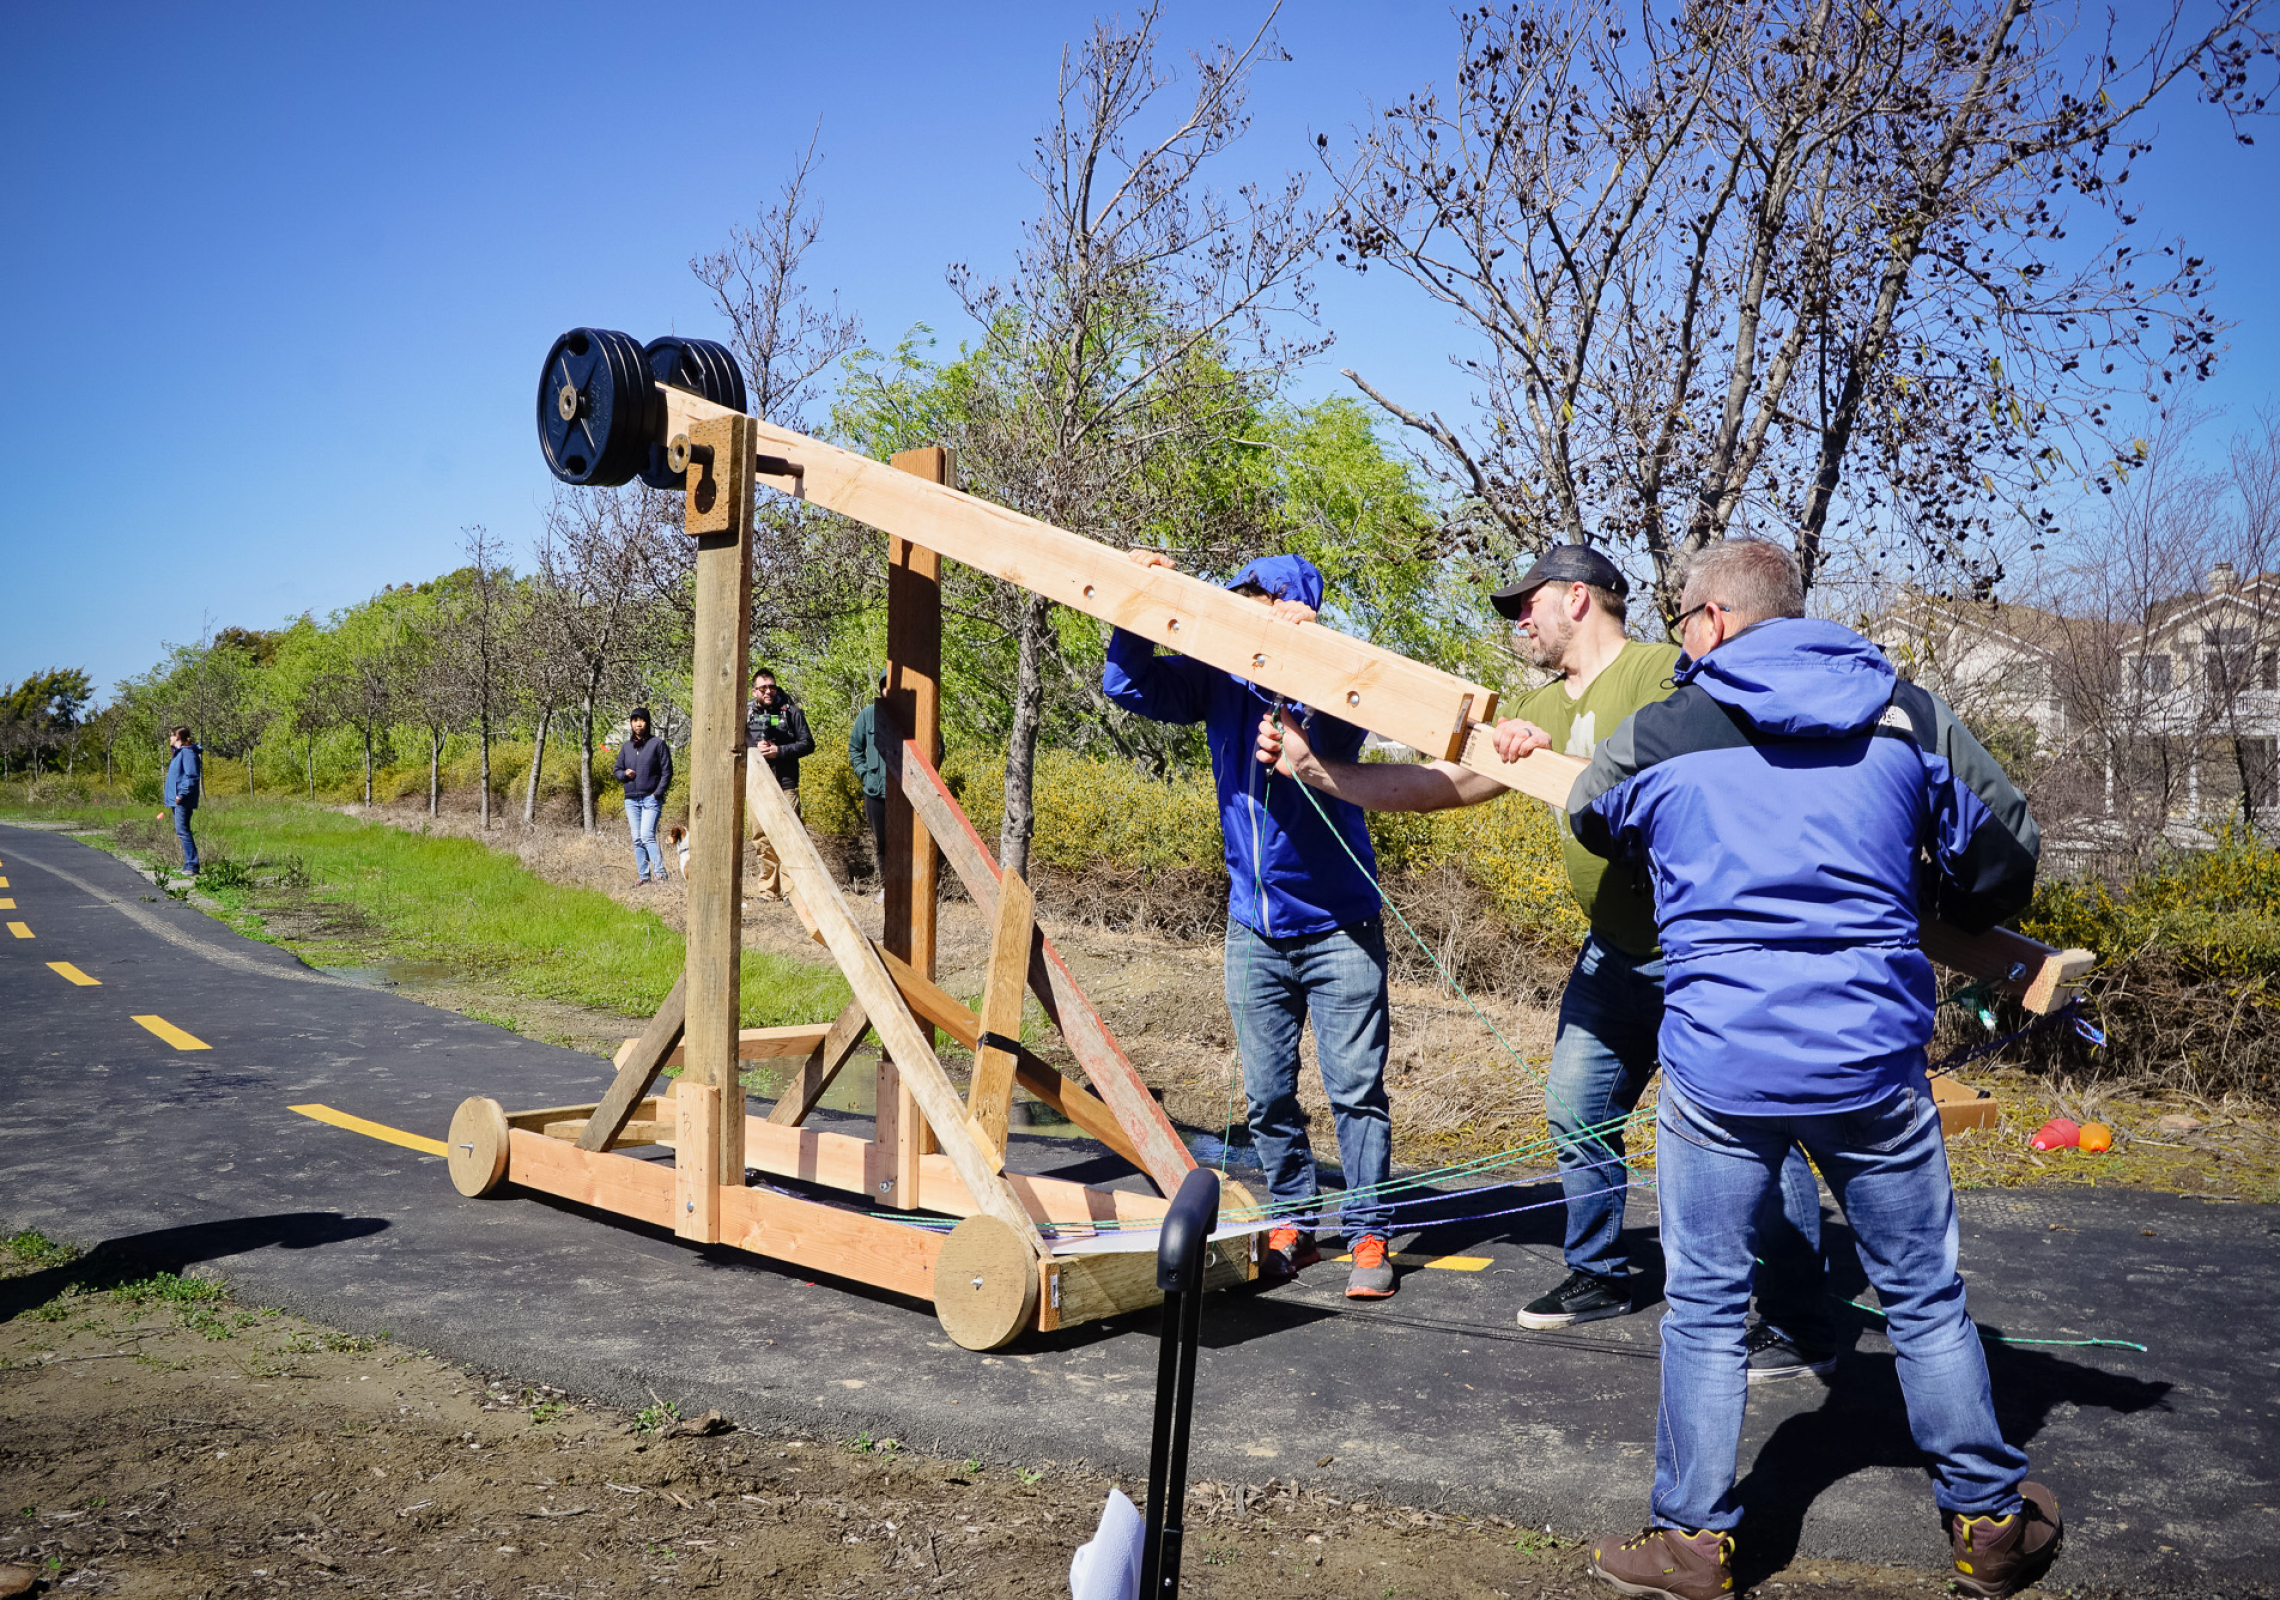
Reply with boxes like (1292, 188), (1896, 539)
(1554, 540), (2058, 1600)
(161, 724), (203, 875)
(1103, 550), (1398, 1300)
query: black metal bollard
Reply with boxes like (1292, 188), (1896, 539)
(1139, 1167), (1220, 1600)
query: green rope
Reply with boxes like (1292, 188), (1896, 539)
(1845, 1297), (2147, 1353)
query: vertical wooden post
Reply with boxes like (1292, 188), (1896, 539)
(683, 413), (755, 1187)
(874, 445), (950, 1207)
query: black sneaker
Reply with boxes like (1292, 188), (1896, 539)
(1743, 1320), (1837, 1384)
(1515, 1269), (1632, 1330)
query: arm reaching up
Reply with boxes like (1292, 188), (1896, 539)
(1258, 711), (1547, 814)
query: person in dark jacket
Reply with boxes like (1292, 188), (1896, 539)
(847, 672), (891, 901)
(1102, 550), (1398, 1300)
(745, 669), (815, 902)
(161, 724), (203, 875)
(1555, 540), (2057, 1599)
(615, 707), (673, 889)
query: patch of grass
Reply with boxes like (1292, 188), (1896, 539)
(110, 1272), (235, 1339)
(633, 1400), (681, 1433)
(5, 1230), (78, 1271)
(109, 799), (850, 1026)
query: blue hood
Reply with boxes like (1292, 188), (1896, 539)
(1228, 553), (1325, 611)
(1675, 618), (1894, 739)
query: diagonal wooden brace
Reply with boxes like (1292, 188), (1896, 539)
(968, 868), (1035, 1154)
(882, 729), (1195, 1194)
(577, 973), (688, 1152)
(766, 999), (873, 1128)
(745, 755), (1044, 1250)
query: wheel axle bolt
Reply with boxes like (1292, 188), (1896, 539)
(556, 383), (581, 421)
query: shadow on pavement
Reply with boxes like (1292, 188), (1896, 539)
(1728, 1337), (2171, 1586)
(0, 1212), (391, 1323)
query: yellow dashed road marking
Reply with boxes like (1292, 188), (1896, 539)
(133, 1014), (211, 1051)
(0, 899), (13, 909)
(1335, 1252), (1494, 1272)
(46, 962), (100, 986)
(290, 1103), (448, 1158)
(0, 875), (10, 886)
(6, 922), (30, 939)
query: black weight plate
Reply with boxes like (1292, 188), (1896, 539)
(536, 326), (655, 486)
(640, 336), (749, 490)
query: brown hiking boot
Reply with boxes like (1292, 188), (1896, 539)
(1944, 1481), (2062, 1597)
(1588, 1525), (1734, 1598)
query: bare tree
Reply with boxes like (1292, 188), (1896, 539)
(928, 2), (1323, 877)
(1331, 0), (2276, 619)
(692, 133), (876, 661)
(531, 487), (673, 831)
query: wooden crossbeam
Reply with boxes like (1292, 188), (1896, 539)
(1452, 725), (2094, 1013)
(745, 754), (1045, 1251)
(882, 730), (1195, 1193)
(659, 387), (1494, 761)
(618, 1023), (833, 1071)
(578, 973), (687, 1152)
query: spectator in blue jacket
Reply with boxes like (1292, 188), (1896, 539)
(161, 724), (203, 875)
(615, 707), (673, 888)
(1558, 540), (2057, 1600)
(1103, 550), (1398, 1300)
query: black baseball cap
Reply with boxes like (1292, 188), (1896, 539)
(1489, 545), (1630, 619)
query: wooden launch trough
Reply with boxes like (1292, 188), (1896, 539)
(449, 353), (2091, 1349)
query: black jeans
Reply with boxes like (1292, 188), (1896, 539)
(863, 794), (888, 880)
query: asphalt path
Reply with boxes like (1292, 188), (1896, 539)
(1, 820), (2273, 1592)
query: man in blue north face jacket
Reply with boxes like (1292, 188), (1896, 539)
(1564, 540), (2061, 1600)
(1103, 550), (1398, 1300)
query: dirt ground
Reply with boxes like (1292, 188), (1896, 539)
(0, 1238), (2059, 1600)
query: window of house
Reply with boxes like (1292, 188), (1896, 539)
(2206, 627), (2255, 700)
(2132, 653), (2174, 692)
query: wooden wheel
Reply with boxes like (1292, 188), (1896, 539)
(932, 1215), (1041, 1351)
(1217, 1177), (1263, 1279)
(447, 1097), (511, 1197)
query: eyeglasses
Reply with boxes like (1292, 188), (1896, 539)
(1674, 601), (1730, 632)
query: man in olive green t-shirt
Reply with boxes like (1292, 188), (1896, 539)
(1259, 545), (1831, 1378)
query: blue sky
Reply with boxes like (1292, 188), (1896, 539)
(3, 1), (2274, 697)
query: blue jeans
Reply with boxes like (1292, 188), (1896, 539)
(626, 794), (664, 881)
(1552, 937), (1824, 1340)
(1651, 1076), (2028, 1532)
(1226, 916), (1393, 1245)
(171, 804), (199, 872)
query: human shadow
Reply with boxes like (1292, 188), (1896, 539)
(0, 1212), (391, 1322)
(1727, 1334), (2171, 1588)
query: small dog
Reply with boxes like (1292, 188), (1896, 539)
(665, 824), (692, 882)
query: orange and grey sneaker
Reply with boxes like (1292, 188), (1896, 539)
(1345, 1236), (1397, 1299)
(1262, 1225), (1320, 1280)
(1588, 1525), (1734, 1599)
(1944, 1481), (2063, 1597)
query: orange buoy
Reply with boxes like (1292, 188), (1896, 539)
(2078, 1121), (2114, 1153)
(2030, 1117), (2080, 1151)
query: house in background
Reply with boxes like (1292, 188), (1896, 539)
(1869, 564), (2280, 856)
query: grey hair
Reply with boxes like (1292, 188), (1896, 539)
(1678, 539), (1804, 625)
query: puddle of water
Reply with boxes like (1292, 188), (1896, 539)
(315, 960), (462, 989)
